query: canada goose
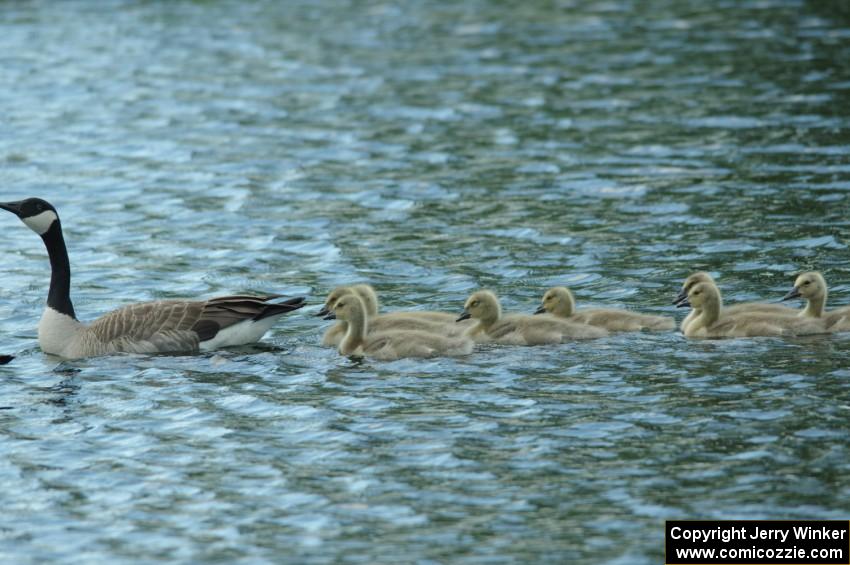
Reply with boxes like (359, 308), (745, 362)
(317, 284), (471, 346)
(674, 272), (794, 333)
(678, 281), (825, 338)
(0, 198), (305, 359)
(331, 295), (473, 360)
(782, 271), (850, 331)
(534, 286), (673, 331)
(458, 290), (607, 345)
(0, 355), (13, 365)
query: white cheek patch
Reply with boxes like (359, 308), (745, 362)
(22, 210), (58, 235)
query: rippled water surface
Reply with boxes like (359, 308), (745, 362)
(1, 1), (850, 563)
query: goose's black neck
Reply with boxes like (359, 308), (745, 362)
(41, 220), (76, 320)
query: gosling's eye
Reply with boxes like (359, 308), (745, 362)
(471, 301), (479, 307)
(803, 281), (810, 286)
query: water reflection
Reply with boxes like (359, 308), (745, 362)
(1, 0), (849, 563)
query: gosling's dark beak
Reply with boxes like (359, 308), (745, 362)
(534, 305), (546, 315)
(675, 298), (691, 308)
(323, 311), (337, 320)
(672, 289), (688, 305)
(456, 310), (471, 322)
(0, 201), (24, 216)
(316, 305), (330, 317)
(0, 355), (13, 365)
(782, 287), (801, 301)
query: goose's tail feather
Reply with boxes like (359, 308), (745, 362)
(191, 295), (306, 342)
(254, 296), (307, 320)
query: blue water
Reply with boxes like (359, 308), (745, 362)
(1, 1), (849, 563)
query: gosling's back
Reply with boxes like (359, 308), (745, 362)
(538, 286), (673, 332)
(362, 330), (474, 360)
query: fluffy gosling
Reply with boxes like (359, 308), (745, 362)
(458, 290), (607, 345)
(535, 286), (673, 331)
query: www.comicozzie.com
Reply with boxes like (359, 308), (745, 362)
(665, 520), (850, 565)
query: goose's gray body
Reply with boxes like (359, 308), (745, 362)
(1, 198), (305, 359)
(37, 294), (304, 358)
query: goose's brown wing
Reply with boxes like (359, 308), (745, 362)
(86, 295), (305, 353)
(86, 299), (207, 353)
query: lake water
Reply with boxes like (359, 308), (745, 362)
(1, 1), (849, 563)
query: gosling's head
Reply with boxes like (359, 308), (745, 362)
(317, 286), (353, 317)
(331, 294), (368, 323)
(0, 197), (60, 236)
(681, 281), (720, 310)
(535, 287), (575, 317)
(674, 272), (714, 305)
(458, 290), (501, 324)
(784, 271), (827, 302)
(350, 284), (379, 317)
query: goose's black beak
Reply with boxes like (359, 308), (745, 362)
(456, 310), (471, 322)
(0, 201), (24, 217)
(323, 312), (337, 320)
(782, 287), (801, 301)
(0, 355), (13, 365)
(316, 306), (330, 317)
(672, 289), (688, 305)
(534, 305), (546, 315)
(675, 298), (691, 308)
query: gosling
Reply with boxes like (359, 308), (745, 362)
(331, 295), (473, 360)
(679, 281), (826, 338)
(535, 286), (673, 331)
(782, 271), (850, 332)
(675, 272), (794, 333)
(458, 290), (607, 345)
(318, 285), (470, 347)
(354, 284), (471, 325)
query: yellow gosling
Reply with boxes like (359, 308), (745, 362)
(333, 295), (473, 360)
(782, 271), (850, 332)
(536, 286), (673, 332)
(459, 290), (607, 345)
(681, 281), (826, 338)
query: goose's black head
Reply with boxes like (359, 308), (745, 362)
(0, 198), (60, 236)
